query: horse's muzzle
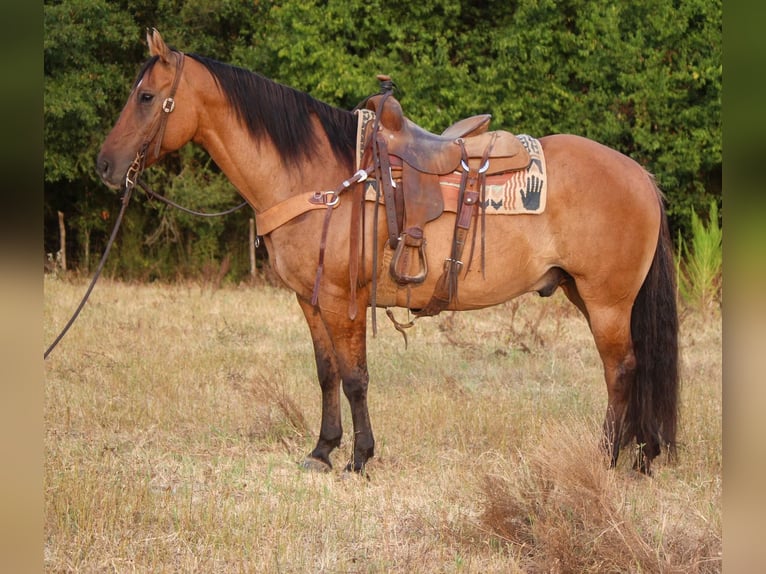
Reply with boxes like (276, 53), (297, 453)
(96, 154), (122, 190)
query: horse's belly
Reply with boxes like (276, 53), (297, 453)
(382, 213), (556, 310)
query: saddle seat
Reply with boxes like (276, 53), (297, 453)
(441, 114), (492, 139)
(365, 80), (530, 176)
(388, 117), (531, 175)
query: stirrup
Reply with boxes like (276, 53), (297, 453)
(390, 229), (428, 285)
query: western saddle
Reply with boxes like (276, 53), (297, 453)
(354, 75), (531, 318)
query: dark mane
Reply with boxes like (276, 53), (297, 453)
(189, 53), (356, 169)
(135, 52), (357, 169)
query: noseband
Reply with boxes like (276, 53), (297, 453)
(125, 51), (185, 189)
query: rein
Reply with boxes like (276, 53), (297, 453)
(135, 51), (248, 217)
(138, 180), (248, 217)
(44, 167), (137, 359)
(45, 50), (243, 359)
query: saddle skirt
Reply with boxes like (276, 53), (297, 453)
(355, 109), (548, 216)
(439, 134), (547, 215)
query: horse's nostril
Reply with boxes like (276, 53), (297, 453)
(97, 158), (110, 178)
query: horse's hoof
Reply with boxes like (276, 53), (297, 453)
(301, 457), (332, 473)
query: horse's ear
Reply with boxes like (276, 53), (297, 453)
(146, 27), (172, 64)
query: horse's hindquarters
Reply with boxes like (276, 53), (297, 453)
(538, 134), (661, 302)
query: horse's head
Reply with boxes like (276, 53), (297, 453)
(97, 29), (197, 189)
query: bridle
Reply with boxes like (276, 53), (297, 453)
(125, 50), (248, 216)
(124, 50), (186, 190)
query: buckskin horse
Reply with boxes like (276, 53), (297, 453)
(97, 29), (678, 475)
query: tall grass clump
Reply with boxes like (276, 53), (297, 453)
(479, 419), (721, 573)
(676, 200), (722, 311)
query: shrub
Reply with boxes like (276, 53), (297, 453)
(676, 200), (722, 311)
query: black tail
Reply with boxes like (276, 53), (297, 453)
(624, 191), (680, 462)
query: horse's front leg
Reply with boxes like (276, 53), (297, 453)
(318, 300), (374, 473)
(297, 296), (374, 473)
(297, 297), (343, 470)
(339, 328), (374, 473)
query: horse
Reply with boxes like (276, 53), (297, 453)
(97, 29), (678, 476)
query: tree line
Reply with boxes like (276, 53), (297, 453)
(44, 0), (721, 282)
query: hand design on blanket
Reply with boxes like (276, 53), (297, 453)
(521, 175), (543, 210)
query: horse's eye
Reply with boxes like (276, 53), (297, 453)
(139, 92), (154, 104)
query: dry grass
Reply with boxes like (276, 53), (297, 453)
(44, 276), (721, 572)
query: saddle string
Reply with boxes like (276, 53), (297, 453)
(448, 145), (472, 303)
(414, 138), (491, 318)
(465, 131), (497, 279)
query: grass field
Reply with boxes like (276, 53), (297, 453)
(43, 276), (721, 572)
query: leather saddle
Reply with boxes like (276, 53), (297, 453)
(359, 75), (531, 296)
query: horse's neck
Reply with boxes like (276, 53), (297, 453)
(192, 98), (348, 214)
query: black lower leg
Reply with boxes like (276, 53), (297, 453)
(342, 373), (375, 472)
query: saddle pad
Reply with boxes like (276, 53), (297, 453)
(355, 108), (377, 169)
(438, 134), (547, 214)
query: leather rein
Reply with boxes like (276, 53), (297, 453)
(45, 51), (244, 359)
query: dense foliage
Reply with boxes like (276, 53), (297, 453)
(44, 0), (721, 282)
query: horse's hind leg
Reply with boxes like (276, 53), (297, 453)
(560, 279), (590, 325)
(584, 302), (637, 469)
(561, 279), (646, 469)
(298, 297), (343, 470)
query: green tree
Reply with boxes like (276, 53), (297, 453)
(44, 0), (138, 268)
(236, 0), (722, 236)
(44, 0), (721, 280)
